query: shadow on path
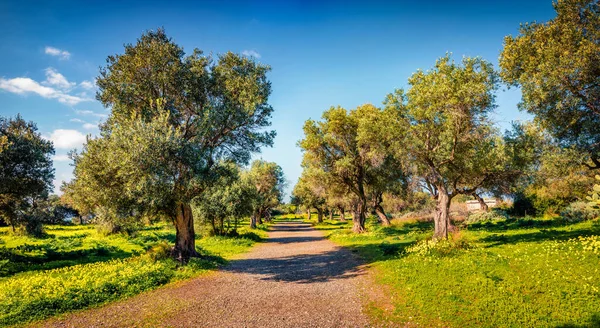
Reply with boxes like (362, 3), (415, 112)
(223, 222), (364, 284)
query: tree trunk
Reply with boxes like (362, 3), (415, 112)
(329, 209), (334, 221)
(258, 209), (264, 225)
(352, 198), (367, 233)
(374, 193), (391, 226)
(250, 211), (258, 229)
(172, 202), (198, 262)
(317, 207), (324, 223)
(473, 193), (489, 211)
(375, 204), (391, 226)
(433, 187), (452, 240)
(306, 209), (311, 220)
(338, 206), (346, 221)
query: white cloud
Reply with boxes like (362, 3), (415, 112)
(46, 129), (87, 149)
(70, 118), (85, 123)
(82, 123), (96, 130)
(44, 68), (75, 90)
(79, 80), (95, 90)
(242, 50), (261, 58)
(52, 154), (71, 162)
(75, 109), (108, 119)
(45, 46), (71, 60)
(0, 75), (88, 105)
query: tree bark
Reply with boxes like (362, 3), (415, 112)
(306, 209), (311, 220)
(317, 207), (324, 223)
(352, 198), (367, 233)
(338, 206), (346, 221)
(374, 204), (391, 226)
(433, 187), (452, 240)
(329, 209), (334, 221)
(473, 193), (489, 211)
(172, 202), (198, 262)
(250, 211), (258, 229)
(374, 193), (391, 226)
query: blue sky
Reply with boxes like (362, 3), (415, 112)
(0, 0), (556, 198)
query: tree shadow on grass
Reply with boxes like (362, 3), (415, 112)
(480, 225), (600, 247)
(555, 313), (600, 327)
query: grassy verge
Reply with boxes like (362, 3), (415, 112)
(307, 216), (600, 327)
(0, 223), (265, 326)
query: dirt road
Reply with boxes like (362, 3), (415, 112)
(38, 222), (372, 327)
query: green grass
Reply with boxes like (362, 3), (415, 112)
(307, 216), (600, 327)
(0, 222), (264, 326)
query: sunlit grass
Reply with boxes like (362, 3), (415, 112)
(0, 222), (262, 326)
(307, 216), (600, 327)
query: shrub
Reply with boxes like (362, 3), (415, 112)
(465, 209), (509, 224)
(560, 201), (600, 223)
(405, 236), (473, 258)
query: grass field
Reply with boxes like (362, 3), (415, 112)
(0, 222), (266, 326)
(306, 215), (600, 327)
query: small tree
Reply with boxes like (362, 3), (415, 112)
(245, 160), (285, 229)
(292, 169), (327, 222)
(500, 0), (600, 168)
(193, 162), (254, 235)
(0, 115), (54, 235)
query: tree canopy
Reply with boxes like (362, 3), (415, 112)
(500, 0), (600, 168)
(63, 29), (275, 261)
(0, 115), (54, 234)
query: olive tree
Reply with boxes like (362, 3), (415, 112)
(0, 115), (54, 235)
(64, 29), (275, 261)
(500, 0), (600, 168)
(244, 160), (285, 229)
(384, 55), (506, 239)
(299, 104), (398, 232)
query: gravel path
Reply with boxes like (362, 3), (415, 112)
(37, 222), (372, 327)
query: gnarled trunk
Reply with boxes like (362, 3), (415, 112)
(374, 204), (391, 226)
(374, 193), (391, 226)
(338, 206), (346, 221)
(250, 210), (259, 229)
(473, 193), (489, 211)
(317, 207), (324, 223)
(352, 198), (367, 233)
(433, 187), (452, 240)
(172, 202), (198, 262)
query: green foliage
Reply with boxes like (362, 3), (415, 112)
(0, 115), (55, 234)
(383, 54), (506, 238)
(588, 175), (600, 208)
(465, 209), (510, 224)
(560, 201), (600, 223)
(500, 0), (600, 167)
(244, 160), (286, 227)
(63, 28), (275, 258)
(193, 162), (255, 235)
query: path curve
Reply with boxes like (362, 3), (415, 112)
(36, 222), (372, 327)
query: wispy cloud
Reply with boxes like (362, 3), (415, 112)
(52, 154), (71, 162)
(242, 50), (261, 58)
(82, 123), (97, 130)
(44, 68), (75, 90)
(45, 129), (87, 149)
(79, 80), (95, 90)
(45, 46), (71, 60)
(75, 109), (108, 119)
(0, 76), (87, 105)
